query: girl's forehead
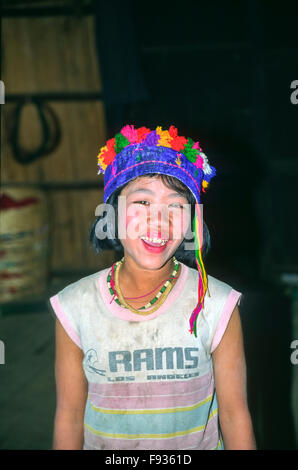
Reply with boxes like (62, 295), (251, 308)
(127, 176), (154, 187)
(124, 176), (157, 192)
(122, 176), (186, 196)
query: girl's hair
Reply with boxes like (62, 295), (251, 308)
(89, 174), (211, 269)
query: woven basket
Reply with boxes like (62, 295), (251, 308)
(0, 186), (50, 304)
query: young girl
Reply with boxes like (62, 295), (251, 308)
(49, 125), (256, 450)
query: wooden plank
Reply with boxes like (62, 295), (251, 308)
(47, 188), (116, 271)
(1, 16), (106, 185)
(1, 15), (110, 272)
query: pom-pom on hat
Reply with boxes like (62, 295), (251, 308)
(97, 125), (216, 336)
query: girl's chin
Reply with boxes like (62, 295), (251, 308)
(137, 240), (179, 266)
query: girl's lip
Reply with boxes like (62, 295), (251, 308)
(140, 237), (170, 253)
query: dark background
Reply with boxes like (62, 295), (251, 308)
(0, 0), (298, 450)
(96, 1), (298, 449)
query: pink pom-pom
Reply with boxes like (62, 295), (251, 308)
(120, 125), (138, 143)
(193, 155), (204, 169)
(193, 141), (202, 151)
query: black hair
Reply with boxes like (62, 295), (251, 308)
(89, 174), (211, 269)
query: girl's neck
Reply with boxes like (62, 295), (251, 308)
(119, 256), (175, 295)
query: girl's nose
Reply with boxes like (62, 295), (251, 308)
(146, 204), (170, 235)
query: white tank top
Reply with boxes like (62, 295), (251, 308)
(50, 261), (242, 450)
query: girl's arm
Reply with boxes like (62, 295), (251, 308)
(212, 305), (257, 450)
(53, 318), (88, 450)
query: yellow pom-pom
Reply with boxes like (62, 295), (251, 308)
(202, 180), (209, 193)
(98, 160), (107, 171)
(97, 146), (108, 171)
(156, 127), (172, 148)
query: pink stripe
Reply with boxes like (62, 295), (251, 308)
(210, 289), (242, 353)
(83, 414), (219, 450)
(50, 294), (82, 349)
(98, 262), (189, 322)
(89, 370), (212, 397)
(88, 380), (214, 409)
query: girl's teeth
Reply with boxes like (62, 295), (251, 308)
(141, 236), (168, 246)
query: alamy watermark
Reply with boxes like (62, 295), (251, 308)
(0, 340), (5, 365)
(0, 80), (4, 104)
(94, 199), (203, 251)
(290, 80), (298, 104)
(290, 340), (298, 365)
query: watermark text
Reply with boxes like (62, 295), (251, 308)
(0, 340), (5, 365)
(0, 81), (4, 104)
(290, 340), (298, 365)
(290, 80), (298, 104)
(94, 199), (203, 250)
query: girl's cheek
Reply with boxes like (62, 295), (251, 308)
(182, 210), (192, 238)
(121, 205), (148, 240)
(170, 209), (191, 241)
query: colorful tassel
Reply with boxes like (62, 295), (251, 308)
(189, 202), (208, 336)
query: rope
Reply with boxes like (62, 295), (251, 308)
(10, 99), (61, 165)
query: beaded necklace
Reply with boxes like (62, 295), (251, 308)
(107, 257), (180, 313)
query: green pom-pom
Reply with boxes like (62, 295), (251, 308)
(183, 138), (199, 163)
(115, 133), (130, 154)
(136, 153), (142, 162)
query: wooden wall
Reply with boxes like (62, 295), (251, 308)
(1, 15), (116, 272)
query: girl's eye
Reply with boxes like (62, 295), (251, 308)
(132, 201), (184, 208)
(133, 200), (149, 205)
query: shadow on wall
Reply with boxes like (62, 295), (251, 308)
(240, 288), (296, 450)
(193, 129), (296, 449)
(185, 127), (265, 287)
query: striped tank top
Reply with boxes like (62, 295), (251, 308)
(50, 261), (242, 450)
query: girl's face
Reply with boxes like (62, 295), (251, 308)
(118, 176), (191, 271)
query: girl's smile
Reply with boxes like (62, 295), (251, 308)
(140, 236), (169, 253)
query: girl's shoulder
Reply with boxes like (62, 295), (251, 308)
(185, 264), (243, 325)
(49, 266), (112, 350)
(184, 265), (243, 352)
(53, 266), (111, 304)
(186, 264), (239, 299)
